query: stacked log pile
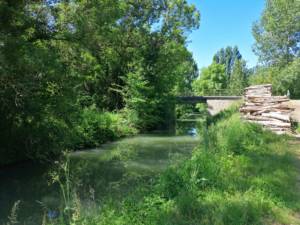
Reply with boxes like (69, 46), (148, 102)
(240, 84), (294, 134)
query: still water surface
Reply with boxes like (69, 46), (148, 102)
(0, 122), (199, 224)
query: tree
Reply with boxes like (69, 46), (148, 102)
(0, 0), (80, 163)
(250, 59), (300, 99)
(213, 46), (242, 79)
(253, 0), (300, 66)
(273, 58), (300, 98)
(192, 63), (226, 95)
(0, 0), (201, 164)
(228, 60), (247, 95)
(250, 0), (300, 98)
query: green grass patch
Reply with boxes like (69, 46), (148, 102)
(47, 114), (300, 225)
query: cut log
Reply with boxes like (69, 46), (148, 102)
(268, 128), (287, 131)
(251, 120), (291, 128)
(240, 84), (293, 134)
(261, 112), (290, 122)
(240, 105), (293, 113)
(252, 109), (270, 116)
(242, 115), (283, 122)
(246, 97), (289, 103)
(244, 84), (272, 89)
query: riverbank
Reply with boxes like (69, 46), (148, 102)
(22, 109), (299, 225)
(1, 133), (199, 224)
(0, 109), (138, 167)
(4, 110), (300, 224)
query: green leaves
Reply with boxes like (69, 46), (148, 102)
(195, 46), (247, 96)
(0, 0), (201, 164)
(192, 63), (227, 95)
(213, 46), (242, 78)
(253, 0), (300, 66)
(228, 59), (248, 95)
(250, 59), (300, 99)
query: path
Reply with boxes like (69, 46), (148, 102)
(289, 100), (300, 122)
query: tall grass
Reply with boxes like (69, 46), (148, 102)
(296, 122), (300, 134)
(6, 201), (20, 225)
(94, 115), (300, 225)
(46, 113), (300, 225)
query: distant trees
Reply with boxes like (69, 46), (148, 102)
(213, 46), (242, 78)
(197, 0), (300, 100)
(192, 63), (226, 95)
(193, 46), (247, 95)
(228, 60), (248, 95)
(250, 59), (300, 98)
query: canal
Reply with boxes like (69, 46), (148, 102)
(0, 121), (200, 224)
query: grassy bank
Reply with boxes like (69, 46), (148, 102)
(43, 114), (300, 225)
(297, 123), (300, 134)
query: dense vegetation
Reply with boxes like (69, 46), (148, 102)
(192, 46), (250, 96)
(0, 0), (200, 166)
(1, 0), (299, 166)
(250, 0), (300, 98)
(100, 115), (300, 225)
(42, 111), (300, 225)
(1, 0), (300, 224)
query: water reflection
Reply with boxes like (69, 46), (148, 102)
(0, 120), (200, 224)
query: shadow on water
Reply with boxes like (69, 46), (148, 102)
(0, 163), (57, 224)
(0, 119), (201, 224)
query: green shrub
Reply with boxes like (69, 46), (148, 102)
(249, 59), (300, 99)
(212, 114), (278, 154)
(157, 167), (186, 199)
(74, 106), (137, 148)
(48, 114), (300, 225)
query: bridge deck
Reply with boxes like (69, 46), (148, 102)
(176, 96), (242, 103)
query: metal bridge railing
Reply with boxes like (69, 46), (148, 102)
(178, 89), (243, 97)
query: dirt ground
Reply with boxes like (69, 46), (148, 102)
(289, 100), (300, 122)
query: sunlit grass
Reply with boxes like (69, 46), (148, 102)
(91, 115), (300, 225)
(44, 114), (300, 225)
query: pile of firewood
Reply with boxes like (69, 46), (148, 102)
(240, 84), (294, 134)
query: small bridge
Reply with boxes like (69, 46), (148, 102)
(175, 89), (300, 120)
(176, 90), (243, 115)
(176, 95), (242, 104)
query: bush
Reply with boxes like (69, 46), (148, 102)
(0, 113), (77, 165)
(249, 59), (300, 99)
(212, 114), (277, 154)
(74, 106), (137, 148)
(126, 115), (296, 223)
(48, 114), (300, 225)
(0, 105), (138, 166)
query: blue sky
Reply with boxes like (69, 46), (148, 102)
(187, 0), (265, 69)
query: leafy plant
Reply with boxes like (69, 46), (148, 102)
(6, 201), (21, 225)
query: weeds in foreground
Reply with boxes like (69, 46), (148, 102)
(6, 201), (20, 225)
(46, 152), (83, 224)
(46, 114), (300, 225)
(92, 115), (300, 225)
